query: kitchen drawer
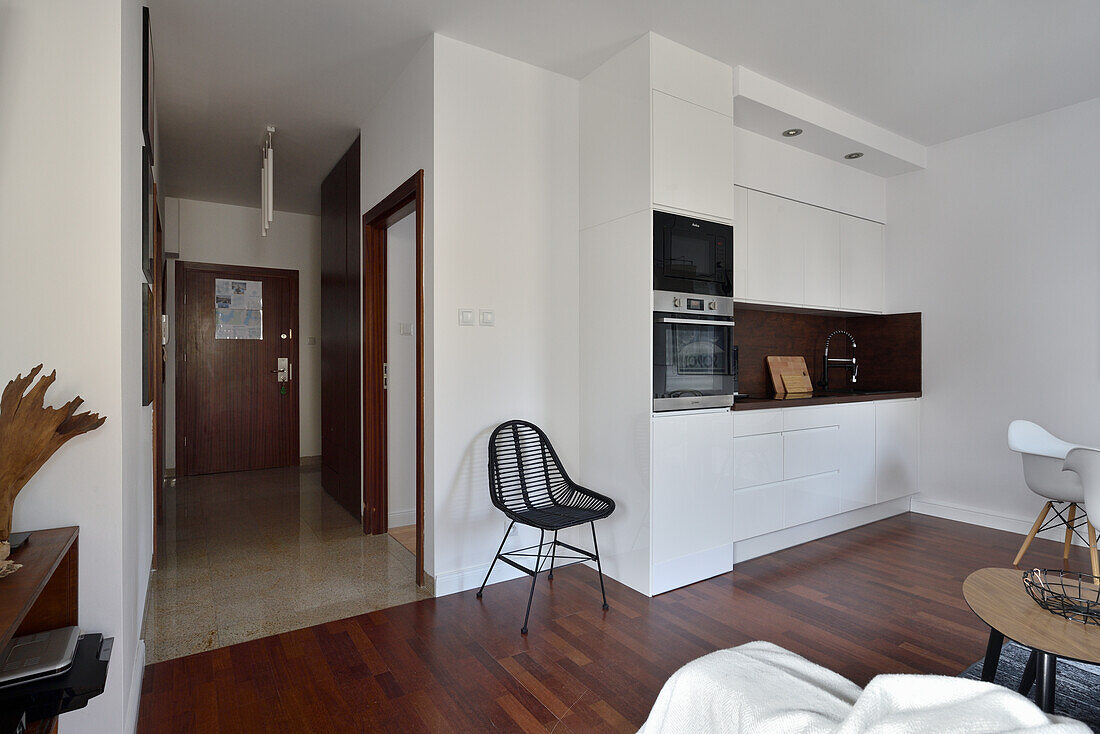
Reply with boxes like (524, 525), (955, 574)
(733, 409), (783, 437)
(782, 405), (842, 432)
(733, 433), (783, 489)
(783, 425), (840, 480)
(783, 471), (841, 527)
(733, 483), (784, 541)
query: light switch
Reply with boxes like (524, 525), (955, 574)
(399, 322), (413, 336)
(459, 308), (475, 326)
(479, 310), (495, 327)
(307, 336), (317, 346)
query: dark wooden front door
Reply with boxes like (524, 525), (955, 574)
(175, 261), (300, 476)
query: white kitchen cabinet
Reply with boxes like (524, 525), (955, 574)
(733, 433), (783, 489)
(783, 471), (841, 527)
(733, 408), (783, 437)
(651, 411), (734, 592)
(739, 188), (806, 304)
(735, 187), (885, 313)
(875, 400), (920, 502)
(652, 91), (734, 222)
(784, 426), (840, 480)
(801, 208), (841, 309)
(733, 483), (783, 541)
(840, 216), (885, 312)
(838, 402), (877, 512)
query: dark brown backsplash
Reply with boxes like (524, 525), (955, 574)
(735, 305), (921, 396)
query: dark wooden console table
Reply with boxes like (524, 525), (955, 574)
(0, 527), (79, 734)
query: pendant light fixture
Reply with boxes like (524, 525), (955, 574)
(260, 125), (275, 236)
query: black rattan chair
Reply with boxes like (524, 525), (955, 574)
(476, 420), (616, 634)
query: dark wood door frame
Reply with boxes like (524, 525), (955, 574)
(175, 260), (300, 476)
(363, 170), (425, 587)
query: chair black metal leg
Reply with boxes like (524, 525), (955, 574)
(591, 522), (609, 611)
(548, 530), (558, 580)
(980, 628), (1003, 682)
(477, 521), (514, 599)
(521, 529), (545, 635)
(1018, 649), (1038, 695)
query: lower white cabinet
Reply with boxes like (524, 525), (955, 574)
(651, 411), (734, 593)
(875, 399), (920, 502)
(732, 400), (916, 542)
(839, 402), (877, 512)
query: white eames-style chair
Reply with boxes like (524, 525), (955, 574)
(1007, 420), (1098, 578)
(1062, 447), (1100, 581)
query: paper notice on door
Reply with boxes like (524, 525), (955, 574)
(214, 279), (262, 339)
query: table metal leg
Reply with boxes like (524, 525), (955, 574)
(980, 628), (1004, 683)
(1036, 651), (1057, 713)
(1018, 649), (1037, 694)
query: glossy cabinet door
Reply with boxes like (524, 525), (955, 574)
(784, 426), (840, 480)
(783, 471), (841, 527)
(876, 400), (920, 502)
(733, 433), (783, 489)
(840, 216), (885, 312)
(801, 207), (841, 310)
(652, 91), (734, 222)
(839, 402), (877, 512)
(733, 483), (784, 541)
(739, 188), (805, 304)
(651, 411), (734, 592)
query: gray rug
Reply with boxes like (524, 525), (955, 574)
(961, 640), (1099, 732)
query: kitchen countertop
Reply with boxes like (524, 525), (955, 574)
(732, 390), (922, 411)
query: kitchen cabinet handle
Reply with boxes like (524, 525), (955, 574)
(658, 318), (735, 327)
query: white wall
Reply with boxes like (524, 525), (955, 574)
(431, 36), (580, 594)
(164, 198), (322, 468)
(887, 96), (1100, 538)
(360, 35), (435, 567)
(386, 213), (417, 526)
(0, 1), (148, 731)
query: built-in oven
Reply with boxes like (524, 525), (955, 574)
(653, 291), (737, 412)
(653, 211), (733, 298)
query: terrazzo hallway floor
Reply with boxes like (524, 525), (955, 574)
(142, 465), (432, 664)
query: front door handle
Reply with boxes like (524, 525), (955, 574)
(273, 357), (289, 382)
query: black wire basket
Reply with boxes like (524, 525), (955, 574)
(1022, 569), (1100, 626)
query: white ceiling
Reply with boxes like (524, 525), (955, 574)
(148, 0), (1100, 215)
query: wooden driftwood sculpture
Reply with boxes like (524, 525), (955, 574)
(0, 366), (105, 561)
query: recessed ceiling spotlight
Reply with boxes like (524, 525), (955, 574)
(782, 128), (803, 137)
(844, 152), (864, 160)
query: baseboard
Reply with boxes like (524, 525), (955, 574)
(909, 497), (1091, 547)
(652, 543), (733, 595)
(434, 560), (526, 598)
(299, 455), (322, 467)
(388, 510), (415, 528)
(733, 496), (912, 564)
(125, 639), (146, 734)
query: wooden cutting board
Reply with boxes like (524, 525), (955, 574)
(766, 356), (812, 397)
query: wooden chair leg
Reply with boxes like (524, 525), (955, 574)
(1062, 503), (1078, 569)
(1088, 521), (1099, 583)
(1014, 502), (1052, 569)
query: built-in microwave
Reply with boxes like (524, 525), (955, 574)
(653, 211), (733, 298)
(653, 291), (737, 412)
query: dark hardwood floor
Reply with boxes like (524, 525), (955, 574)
(137, 512), (1092, 733)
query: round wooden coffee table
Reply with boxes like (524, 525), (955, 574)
(963, 567), (1100, 712)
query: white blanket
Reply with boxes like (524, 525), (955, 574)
(639, 642), (1090, 734)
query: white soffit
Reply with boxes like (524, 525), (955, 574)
(734, 67), (927, 177)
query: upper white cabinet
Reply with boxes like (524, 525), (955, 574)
(652, 91), (734, 222)
(840, 215), (885, 313)
(735, 186), (885, 313)
(875, 399), (920, 503)
(651, 411), (734, 593)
